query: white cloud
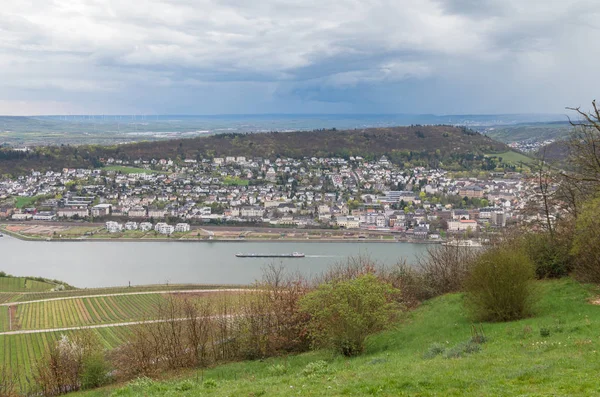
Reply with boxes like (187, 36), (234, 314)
(0, 0), (597, 114)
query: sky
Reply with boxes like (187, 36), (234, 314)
(0, 0), (598, 116)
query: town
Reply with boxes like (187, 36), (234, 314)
(0, 154), (547, 240)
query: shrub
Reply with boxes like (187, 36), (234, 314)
(34, 332), (104, 396)
(571, 197), (600, 282)
(300, 274), (400, 356)
(464, 246), (536, 322)
(417, 244), (478, 298)
(519, 231), (571, 279)
(423, 342), (446, 359)
(387, 262), (434, 307)
(0, 365), (17, 397)
(301, 360), (331, 377)
(80, 352), (111, 389)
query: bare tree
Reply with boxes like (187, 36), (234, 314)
(565, 100), (600, 198)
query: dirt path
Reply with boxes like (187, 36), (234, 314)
(0, 288), (250, 307)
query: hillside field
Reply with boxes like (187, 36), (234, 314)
(76, 278), (600, 397)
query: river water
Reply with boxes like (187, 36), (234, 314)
(0, 236), (429, 288)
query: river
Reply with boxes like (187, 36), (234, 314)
(0, 236), (430, 288)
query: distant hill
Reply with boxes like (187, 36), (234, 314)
(483, 121), (571, 143)
(0, 126), (518, 175)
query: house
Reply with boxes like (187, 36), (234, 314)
(106, 221), (123, 233)
(91, 204), (112, 217)
(11, 213), (32, 220)
(128, 206), (147, 218)
(451, 209), (470, 220)
(0, 207), (14, 219)
(447, 219), (479, 232)
(277, 203), (297, 214)
(175, 223), (190, 232)
(57, 208), (89, 218)
(155, 222), (174, 235)
(147, 209), (166, 219)
(139, 222), (153, 232)
(413, 226), (429, 239)
(335, 216), (360, 229)
(240, 206), (264, 218)
(124, 221), (138, 230)
(32, 212), (56, 221)
(459, 186), (484, 198)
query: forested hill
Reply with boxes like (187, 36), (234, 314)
(0, 126), (514, 175)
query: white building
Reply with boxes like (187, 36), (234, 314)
(155, 222), (175, 235)
(124, 221), (138, 231)
(139, 222), (153, 232)
(447, 219), (479, 232)
(175, 223), (190, 232)
(335, 216), (361, 229)
(106, 221), (123, 233)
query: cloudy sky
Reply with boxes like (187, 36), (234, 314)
(0, 0), (598, 115)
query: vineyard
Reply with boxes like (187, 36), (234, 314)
(0, 283), (242, 304)
(14, 293), (165, 330)
(0, 327), (132, 393)
(0, 277), (55, 293)
(0, 282), (248, 393)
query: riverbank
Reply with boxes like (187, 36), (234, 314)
(0, 223), (442, 244)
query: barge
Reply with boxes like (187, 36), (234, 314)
(236, 252), (305, 258)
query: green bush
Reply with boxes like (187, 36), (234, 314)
(300, 274), (400, 356)
(519, 232), (571, 279)
(80, 352), (111, 389)
(571, 197), (600, 282)
(464, 246), (536, 322)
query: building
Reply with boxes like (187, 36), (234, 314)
(11, 213), (32, 220)
(155, 222), (175, 235)
(124, 221), (138, 230)
(32, 212), (56, 221)
(0, 207), (14, 219)
(57, 208), (89, 218)
(447, 219), (479, 232)
(128, 206), (147, 218)
(335, 216), (360, 229)
(240, 206), (264, 218)
(383, 191), (418, 204)
(106, 221), (123, 233)
(91, 204), (112, 217)
(139, 222), (153, 232)
(148, 209), (166, 219)
(175, 223), (190, 232)
(459, 186), (484, 198)
(452, 209), (470, 220)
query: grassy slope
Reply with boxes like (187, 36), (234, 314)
(0, 277), (55, 292)
(103, 165), (161, 174)
(77, 278), (600, 396)
(486, 150), (534, 165)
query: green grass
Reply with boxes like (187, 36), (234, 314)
(103, 166), (160, 174)
(75, 278), (600, 396)
(222, 176), (249, 186)
(0, 277), (55, 293)
(485, 150), (534, 165)
(14, 195), (43, 209)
